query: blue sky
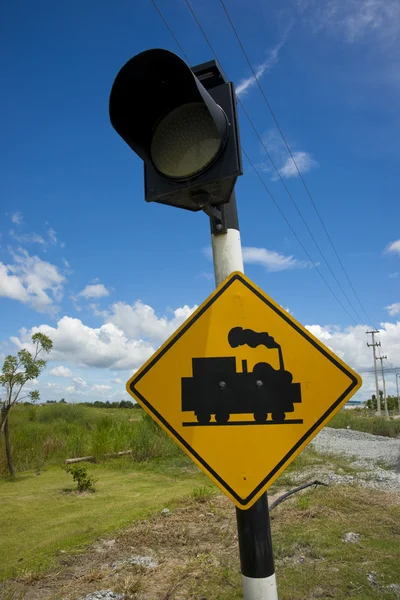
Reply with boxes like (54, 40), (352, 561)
(1, 0), (399, 403)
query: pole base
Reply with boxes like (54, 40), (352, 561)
(242, 574), (278, 600)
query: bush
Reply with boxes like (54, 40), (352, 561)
(65, 464), (96, 492)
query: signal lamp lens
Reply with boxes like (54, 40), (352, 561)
(150, 102), (224, 179)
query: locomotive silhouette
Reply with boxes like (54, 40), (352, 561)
(181, 327), (302, 424)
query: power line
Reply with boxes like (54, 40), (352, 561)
(152, 0), (358, 324)
(236, 101), (365, 324)
(217, 0), (376, 328)
(241, 148), (358, 323)
(182, 0), (363, 324)
(150, 0), (191, 65)
(151, 0), (377, 326)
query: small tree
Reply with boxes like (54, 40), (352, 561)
(0, 333), (53, 476)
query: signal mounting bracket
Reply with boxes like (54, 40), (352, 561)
(191, 191), (227, 234)
(203, 204), (227, 235)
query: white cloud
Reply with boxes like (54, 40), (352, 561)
(386, 240), (400, 255)
(277, 151), (319, 179)
(389, 272), (399, 279)
(12, 317), (153, 371)
(9, 230), (46, 245)
(385, 303), (400, 317)
(242, 247), (312, 271)
(10, 300), (194, 373)
(298, 0), (400, 45)
(203, 245), (312, 272)
(47, 228), (58, 245)
(78, 283), (110, 299)
(0, 249), (65, 313)
(236, 24), (292, 96)
(8, 225), (63, 248)
(10, 211), (23, 225)
(92, 384), (112, 394)
(8, 288), (400, 402)
(258, 129), (318, 181)
(50, 365), (72, 378)
(72, 377), (88, 388)
(10, 300), (196, 373)
(106, 300), (197, 343)
(0, 262), (30, 302)
(305, 321), (400, 400)
(305, 322), (400, 373)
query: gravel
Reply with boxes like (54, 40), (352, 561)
(80, 591), (124, 600)
(311, 427), (400, 467)
(307, 427), (400, 492)
(111, 555), (158, 569)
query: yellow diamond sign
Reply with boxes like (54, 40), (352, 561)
(127, 272), (362, 509)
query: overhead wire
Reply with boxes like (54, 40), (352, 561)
(150, 0), (359, 324)
(217, 0), (376, 329)
(150, 0), (389, 332)
(184, 0), (399, 367)
(181, 0), (363, 324)
(150, 0), (191, 64)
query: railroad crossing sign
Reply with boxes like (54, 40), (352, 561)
(126, 272), (362, 509)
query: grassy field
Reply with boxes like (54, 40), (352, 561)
(0, 403), (180, 474)
(1, 469), (399, 599)
(2, 403), (399, 477)
(1, 403), (399, 598)
(0, 454), (209, 581)
(330, 408), (400, 437)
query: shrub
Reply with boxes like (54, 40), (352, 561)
(65, 464), (96, 492)
(191, 485), (216, 502)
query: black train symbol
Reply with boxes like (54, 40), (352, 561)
(181, 327), (302, 424)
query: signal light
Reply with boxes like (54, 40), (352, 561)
(109, 48), (242, 212)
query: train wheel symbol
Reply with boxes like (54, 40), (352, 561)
(271, 411), (286, 423)
(215, 410), (230, 424)
(253, 411), (268, 423)
(196, 411), (211, 424)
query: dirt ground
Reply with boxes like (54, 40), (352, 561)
(2, 485), (399, 600)
(2, 493), (250, 600)
(1, 490), (290, 600)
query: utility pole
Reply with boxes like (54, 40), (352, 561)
(377, 356), (389, 418)
(396, 372), (400, 414)
(366, 331), (381, 416)
(211, 197), (278, 600)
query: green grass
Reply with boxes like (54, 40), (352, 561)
(329, 408), (400, 437)
(271, 485), (400, 599)
(0, 404), (179, 474)
(0, 455), (207, 581)
(179, 486), (400, 600)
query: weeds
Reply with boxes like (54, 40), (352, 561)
(329, 409), (400, 437)
(191, 485), (216, 502)
(0, 404), (182, 475)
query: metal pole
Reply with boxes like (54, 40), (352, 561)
(210, 191), (278, 600)
(367, 331), (381, 416)
(377, 356), (389, 418)
(396, 373), (400, 414)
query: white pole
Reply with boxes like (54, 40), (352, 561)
(210, 193), (278, 600)
(212, 227), (244, 285)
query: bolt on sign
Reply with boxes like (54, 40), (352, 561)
(126, 272), (362, 509)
